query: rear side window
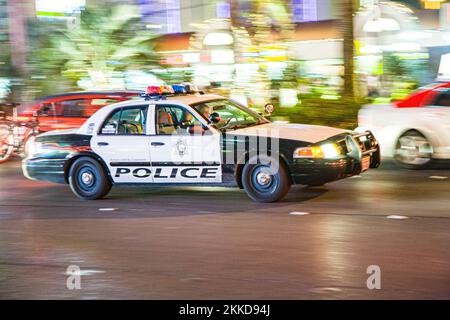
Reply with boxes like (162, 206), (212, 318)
(433, 91), (450, 107)
(100, 106), (148, 135)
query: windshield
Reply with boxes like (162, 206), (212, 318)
(192, 99), (269, 130)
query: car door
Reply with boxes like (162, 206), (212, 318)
(91, 104), (153, 183)
(428, 89), (450, 154)
(149, 103), (222, 183)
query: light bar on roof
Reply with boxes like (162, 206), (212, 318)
(141, 84), (203, 100)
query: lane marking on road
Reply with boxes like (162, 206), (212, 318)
(98, 208), (118, 212)
(64, 269), (105, 276)
(309, 287), (343, 294)
(386, 215), (408, 220)
(289, 211), (311, 216)
(429, 176), (448, 180)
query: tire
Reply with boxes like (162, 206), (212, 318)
(0, 125), (14, 164)
(393, 130), (433, 170)
(68, 157), (112, 200)
(241, 155), (291, 203)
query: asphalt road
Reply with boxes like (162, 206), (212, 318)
(0, 158), (449, 299)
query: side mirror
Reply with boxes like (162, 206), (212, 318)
(209, 112), (221, 124)
(188, 125), (207, 135)
(264, 104), (275, 115)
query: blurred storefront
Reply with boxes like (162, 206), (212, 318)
(5, 0), (450, 103)
(151, 1), (450, 103)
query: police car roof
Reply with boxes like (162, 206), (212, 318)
(166, 93), (223, 105)
(77, 94), (224, 135)
(102, 93), (223, 110)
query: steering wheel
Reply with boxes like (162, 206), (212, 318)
(222, 116), (239, 128)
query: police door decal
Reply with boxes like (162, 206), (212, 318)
(150, 105), (222, 184)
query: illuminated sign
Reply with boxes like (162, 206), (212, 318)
(137, 0), (181, 34)
(421, 0), (446, 10)
(292, 0), (318, 22)
(438, 53), (450, 80)
(35, 0), (85, 18)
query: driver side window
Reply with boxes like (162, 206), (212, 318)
(156, 105), (206, 135)
(100, 106), (147, 135)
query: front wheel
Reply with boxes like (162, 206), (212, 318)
(68, 157), (112, 200)
(0, 125), (14, 164)
(394, 130), (433, 169)
(241, 156), (291, 203)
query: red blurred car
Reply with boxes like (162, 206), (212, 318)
(20, 90), (140, 132)
(394, 82), (450, 108)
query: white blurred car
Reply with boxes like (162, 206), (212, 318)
(357, 83), (450, 169)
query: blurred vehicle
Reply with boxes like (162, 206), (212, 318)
(357, 82), (450, 169)
(0, 103), (39, 163)
(23, 85), (380, 203)
(19, 91), (140, 133)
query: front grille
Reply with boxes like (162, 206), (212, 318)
(351, 131), (379, 156)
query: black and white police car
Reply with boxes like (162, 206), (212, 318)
(23, 85), (380, 203)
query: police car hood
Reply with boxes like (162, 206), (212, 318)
(229, 122), (349, 144)
(38, 129), (79, 138)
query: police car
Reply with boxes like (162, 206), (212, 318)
(23, 85), (380, 203)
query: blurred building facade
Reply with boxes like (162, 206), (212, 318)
(0, 0), (8, 46)
(3, 0), (450, 102)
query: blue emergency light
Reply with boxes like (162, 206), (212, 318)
(172, 85), (187, 94)
(141, 83), (203, 100)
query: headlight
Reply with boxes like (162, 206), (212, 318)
(294, 143), (340, 159)
(25, 136), (42, 157)
(320, 143), (340, 158)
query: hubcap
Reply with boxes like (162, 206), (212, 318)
(256, 171), (272, 186)
(252, 165), (277, 193)
(395, 135), (433, 166)
(81, 172), (94, 185)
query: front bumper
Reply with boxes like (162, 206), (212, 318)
(290, 131), (380, 186)
(22, 158), (67, 184)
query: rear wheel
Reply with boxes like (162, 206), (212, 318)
(394, 130), (433, 169)
(241, 155), (290, 203)
(0, 124), (14, 164)
(68, 157), (112, 200)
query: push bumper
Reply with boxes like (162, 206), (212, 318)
(290, 131), (381, 186)
(22, 158), (67, 184)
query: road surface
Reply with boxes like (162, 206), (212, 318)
(0, 158), (449, 299)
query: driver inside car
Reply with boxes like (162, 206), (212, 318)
(198, 105), (228, 128)
(179, 110), (206, 135)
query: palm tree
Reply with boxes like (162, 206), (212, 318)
(27, 4), (160, 94)
(341, 0), (355, 100)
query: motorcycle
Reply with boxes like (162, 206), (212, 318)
(0, 103), (39, 164)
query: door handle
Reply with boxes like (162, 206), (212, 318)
(97, 142), (109, 146)
(151, 142), (165, 146)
